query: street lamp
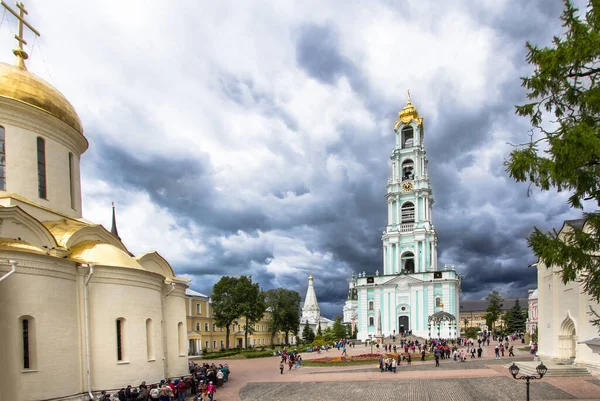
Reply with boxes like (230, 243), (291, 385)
(508, 362), (548, 401)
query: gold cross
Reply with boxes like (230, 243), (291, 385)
(1, 1), (40, 69)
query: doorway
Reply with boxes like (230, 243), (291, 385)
(398, 316), (409, 333)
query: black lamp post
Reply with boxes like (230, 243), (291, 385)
(508, 362), (548, 401)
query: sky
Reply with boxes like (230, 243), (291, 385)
(0, 0), (590, 319)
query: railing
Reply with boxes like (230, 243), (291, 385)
(400, 223), (415, 232)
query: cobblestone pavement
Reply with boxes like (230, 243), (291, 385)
(239, 377), (577, 401)
(201, 344), (600, 400)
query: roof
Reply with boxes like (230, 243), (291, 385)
(579, 337), (600, 346)
(565, 218), (586, 230)
(460, 299), (520, 313)
(186, 288), (209, 298)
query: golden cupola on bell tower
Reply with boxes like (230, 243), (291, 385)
(0, 1), (88, 220)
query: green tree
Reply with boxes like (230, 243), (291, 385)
(352, 325), (358, 339)
(265, 288), (301, 345)
(332, 316), (346, 339)
(317, 322), (322, 336)
(301, 323), (315, 343)
(505, 0), (600, 328)
(236, 276), (266, 349)
(323, 327), (335, 342)
(504, 299), (527, 334)
(463, 318), (469, 331)
(483, 291), (504, 329)
(211, 276), (241, 350)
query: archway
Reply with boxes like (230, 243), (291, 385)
(398, 316), (409, 334)
(559, 315), (576, 361)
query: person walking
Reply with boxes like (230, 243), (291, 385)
(494, 345), (500, 360)
(279, 361), (284, 374)
(434, 351), (440, 367)
(509, 345), (515, 357)
(421, 349), (426, 361)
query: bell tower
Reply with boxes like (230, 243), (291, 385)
(382, 92), (438, 275)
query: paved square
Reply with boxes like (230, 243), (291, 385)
(239, 377), (576, 401)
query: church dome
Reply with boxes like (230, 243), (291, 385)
(0, 62), (83, 134)
(69, 241), (145, 270)
(398, 99), (419, 124)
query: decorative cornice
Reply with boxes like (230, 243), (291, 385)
(0, 98), (87, 155)
(0, 251), (76, 280)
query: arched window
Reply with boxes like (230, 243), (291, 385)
(401, 126), (414, 148)
(146, 318), (154, 360)
(36, 137), (46, 199)
(368, 301), (374, 310)
(116, 318), (126, 361)
(436, 297), (442, 307)
(402, 252), (415, 274)
(402, 159), (414, 181)
(0, 126), (6, 190)
(68, 153), (75, 209)
(178, 322), (185, 355)
(20, 316), (36, 369)
(401, 202), (415, 223)
(369, 317), (374, 326)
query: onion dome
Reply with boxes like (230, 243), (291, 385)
(0, 62), (83, 134)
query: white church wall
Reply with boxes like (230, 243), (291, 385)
(165, 286), (189, 379)
(0, 254), (81, 401)
(0, 100), (85, 219)
(88, 267), (166, 390)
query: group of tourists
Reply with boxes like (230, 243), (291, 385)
(279, 348), (303, 373)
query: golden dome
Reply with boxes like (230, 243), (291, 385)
(394, 91), (423, 130)
(0, 239), (47, 255)
(399, 99), (419, 124)
(69, 241), (145, 270)
(0, 62), (83, 134)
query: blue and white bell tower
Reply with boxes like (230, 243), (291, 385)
(383, 92), (438, 275)
(345, 94), (461, 341)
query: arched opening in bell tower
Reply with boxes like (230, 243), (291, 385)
(402, 159), (414, 181)
(401, 202), (415, 223)
(402, 252), (415, 274)
(401, 126), (414, 148)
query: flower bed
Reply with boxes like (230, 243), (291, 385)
(310, 353), (398, 364)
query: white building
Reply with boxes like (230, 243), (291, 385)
(526, 288), (538, 337)
(537, 218), (600, 374)
(0, 10), (189, 401)
(344, 95), (461, 341)
(299, 274), (333, 334)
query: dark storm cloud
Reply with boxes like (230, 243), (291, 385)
(82, 0), (577, 320)
(295, 23), (367, 93)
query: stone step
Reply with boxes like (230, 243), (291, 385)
(504, 364), (592, 377)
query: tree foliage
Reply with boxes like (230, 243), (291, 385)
(211, 276), (241, 350)
(332, 316), (346, 340)
(505, 0), (600, 315)
(235, 276), (266, 349)
(265, 288), (301, 344)
(301, 323), (315, 344)
(504, 299), (528, 334)
(484, 291), (504, 329)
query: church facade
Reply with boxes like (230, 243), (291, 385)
(344, 96), (460, 341)
(0, 7), (189, 401)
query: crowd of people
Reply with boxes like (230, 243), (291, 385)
(95, 361), (229, 401)
(279, 348), (303, 373)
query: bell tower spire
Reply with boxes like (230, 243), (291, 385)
(110, 202), (120, 240)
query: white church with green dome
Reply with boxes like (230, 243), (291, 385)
(343, 95), (460, 341)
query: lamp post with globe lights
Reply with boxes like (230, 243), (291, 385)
(508, 362), (548, 401)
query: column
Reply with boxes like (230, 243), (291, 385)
(388, 202), (392, 225)
(422, 240), (426, 273)
(383, 246), (387, 274)
(396, 243), (401, 273)
(433, 240), (438, 270)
